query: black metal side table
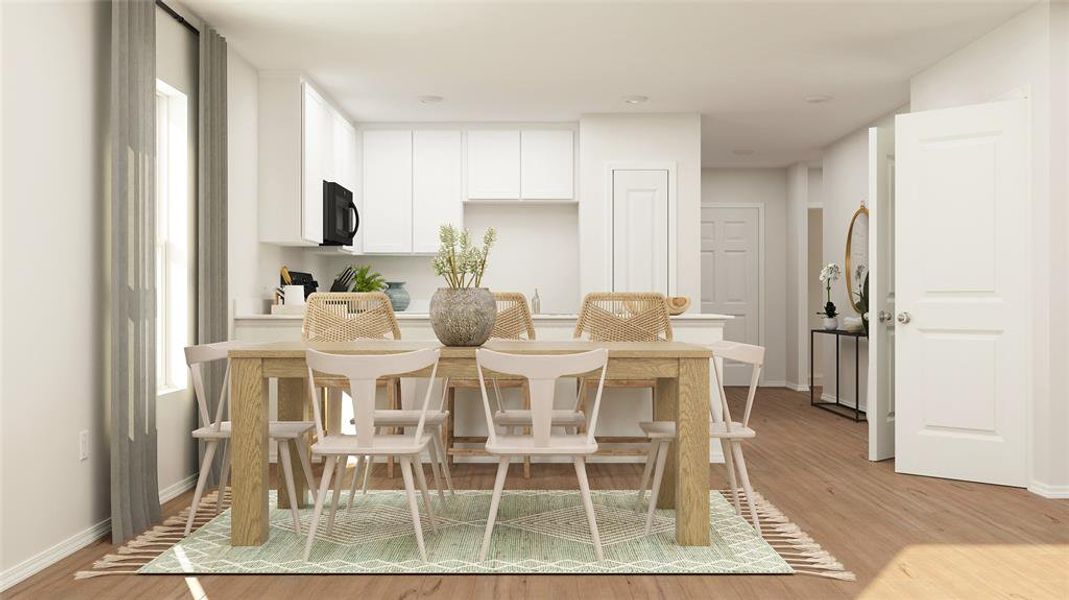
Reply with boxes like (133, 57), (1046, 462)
(810, 328), (867, 422)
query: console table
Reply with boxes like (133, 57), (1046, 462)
(810, 328), (867, 422)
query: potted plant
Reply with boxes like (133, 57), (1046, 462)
(818, 263), (841, 330)
(350, 264), (386, 293)
(429, 224), (498, 346)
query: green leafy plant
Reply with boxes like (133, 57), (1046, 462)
(350, 264), (386, 292)
(431, 224), (497, 289)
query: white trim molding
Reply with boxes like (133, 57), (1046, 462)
(159, 472), (199, 504)
(1028, 481), (1069, 499)
(0, 519), (110, 592)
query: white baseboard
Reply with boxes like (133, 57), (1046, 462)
(0, 518), (110, 592)
(1028, 481), (1069, 499)
(785, 381), (809, 392)
(159, 472), (199, 504)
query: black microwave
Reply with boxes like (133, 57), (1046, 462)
(322, 181), (358, 246)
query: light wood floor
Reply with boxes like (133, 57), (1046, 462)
(8, 387), (1068, 599)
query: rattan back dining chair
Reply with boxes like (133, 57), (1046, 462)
(443, 292), (539, 477)
(301, 292), (405, 478)
(572, 292), (674, 455)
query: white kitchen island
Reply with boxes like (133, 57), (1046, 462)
(232, 311), (732, 463)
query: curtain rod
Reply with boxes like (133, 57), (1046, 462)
(156, 0), (200, 36)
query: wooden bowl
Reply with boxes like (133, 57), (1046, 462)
(666, 296), (691, 315)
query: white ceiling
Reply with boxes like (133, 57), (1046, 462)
(186, 0), (1034, 167)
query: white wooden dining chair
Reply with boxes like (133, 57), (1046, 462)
(302, 347), (442, 561)
(636, 340), (765, 535)
(183, 342), (317, 535)
(475, 348), (609, 561)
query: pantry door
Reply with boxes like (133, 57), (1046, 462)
(894, 99), (1029, 486)
(611, 169), (671, 296)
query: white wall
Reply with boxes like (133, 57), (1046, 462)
(578, 114), (702, 307)
(227, 49), (322, 318)
(700, 168), (788, 385)
(909, 2), (1067, 495)
(784, 164), (808, 389)
(807, 206), (824, 382)
(155, 2), (199, 503)
(1, 0), (111, 586)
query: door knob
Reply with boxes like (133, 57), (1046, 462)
(896, 312), (912, 324)
(878, 310), (893, 323)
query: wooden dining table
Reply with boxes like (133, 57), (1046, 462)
(227, 339), (713, 547)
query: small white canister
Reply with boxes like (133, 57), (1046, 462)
(283, 285), (306, 306)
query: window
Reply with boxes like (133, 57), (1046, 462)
(155, 80), (190, 394)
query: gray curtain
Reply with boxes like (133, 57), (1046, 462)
(109, 0), (160, 544)
(198, 26), (229, 483)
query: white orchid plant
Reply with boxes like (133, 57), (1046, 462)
(432, 224), (497, 289)
(818, 262), (841, 318)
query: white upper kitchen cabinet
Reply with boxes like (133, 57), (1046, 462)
(412, 130), (463, 253)
(258, 73), (356, 247)
(520, 130), (574, 200)
(466, 130), (521, 200)
(362, 130), (413, 253)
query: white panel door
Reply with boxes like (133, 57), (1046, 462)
(362, 130), (413, 253)
(521, 130), (574, 200)
(895, 99), (1029, 486)
(412, 130), (463, 253)
(868, 126), (896, 461)
(701, 206), (760, 385)
(466, 130), (520, 200)
(301, 84), (328, 244)
(611, 170), (669, 295)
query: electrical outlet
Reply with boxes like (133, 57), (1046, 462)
(79, 430), (89, 461)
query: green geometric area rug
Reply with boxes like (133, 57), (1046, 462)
(77, 490), (854, 580)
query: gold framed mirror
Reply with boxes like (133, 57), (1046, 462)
(845, 203), (869, 314)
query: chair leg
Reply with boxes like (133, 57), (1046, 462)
(399, 457), (428, 561)
(294, 438), (316, 504)
(431, 430), (455, 494)
(730, 441), (760, 535)
(635, 441), (658, 509)
(721, 438), (742, 516)
(216, 440), (231, 514)
(346, 455), (365, 511)
(327, 454), (346, 535)
(479, 457), (510, 562)
(522, 382), (532, 479)
(644, 441), (670, 535)
(185, 440), (218, 536)
(426, 437), (446, 500)
(573, 456), (603, 561)
(412, 453), (439, 532)
(278, 440), (302, 534)
(362, 455), (373, 494)
(303, 455), (337, 561)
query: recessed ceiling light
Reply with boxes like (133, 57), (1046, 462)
(732, 148), (756, 156)
(622, 95), (649, 105)
(418, 95), (443, 104)
(804, 94), (833, 104)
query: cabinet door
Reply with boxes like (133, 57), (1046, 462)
(332, 113), (355, 190)
(521, 130), (574, 199)
(413, 131), (463, 253)
(362, 130), (412, 253)
(301, 84), (328, 244)
(466, 130), (520, 199)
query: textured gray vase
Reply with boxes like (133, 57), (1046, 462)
(384, 281), (410, 312)
(430, 287), (496, 347)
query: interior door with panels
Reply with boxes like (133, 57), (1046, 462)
(894, 99), (1029, 487)
(611, 169), (669, 295)
(868, 125), (896, 461)
(700, 206), (760, 385)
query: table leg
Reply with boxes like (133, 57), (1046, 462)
(445, 385), (456, 466)
(654, 376), (678, 509)
(277, 378), (311, 509)
(676, 357), (711, 546)
(230, 357), (269, 546)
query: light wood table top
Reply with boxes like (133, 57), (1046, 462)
(228, 339), (714, 359)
